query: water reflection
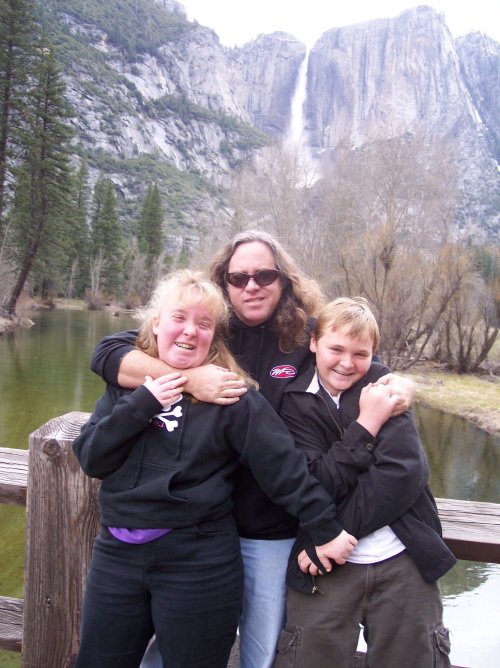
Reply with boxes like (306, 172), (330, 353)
(443, 564), (500, 666)
(0, 309), (136, 608)
(441, 559), (490, 597)
(415, 404), (500, 503)
(413, 403), (500, 666)
(0, 309), (136, 451)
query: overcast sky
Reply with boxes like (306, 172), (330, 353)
(179, 1), (500, 47)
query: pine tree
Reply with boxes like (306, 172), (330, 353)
(0, 0), (38, 243)
(66, 159), (91, 298)
(29, 160), (90, 302)
(135, 182), (165, 297)
(90, 177), (124, 298)
(137, 183), (164, 259)
(2, 39), (75, 315)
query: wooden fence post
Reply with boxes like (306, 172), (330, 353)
(21, 412), (98, 668)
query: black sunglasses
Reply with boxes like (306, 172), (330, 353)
(226, 269), (281, 288)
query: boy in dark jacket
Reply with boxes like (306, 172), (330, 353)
(274, 297), (455, 668)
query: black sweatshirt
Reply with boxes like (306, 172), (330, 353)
(90, 317), (370, 539)
(74, 384), (350, 545)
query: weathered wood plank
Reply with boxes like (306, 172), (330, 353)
(2, 450), (498, 563)
(436, 498), (500, 563)
(0, 448), (28, 505)
(0, 596), (23, 652)
(1, 447), (499, 565)
(21, 411), (98, 668)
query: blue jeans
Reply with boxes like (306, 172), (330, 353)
(238, 537), (295, 668)
(140, 536), (294, 668)
(76, 520), (242, 668)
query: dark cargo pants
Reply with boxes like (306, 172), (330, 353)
(274, 551), (451, 668)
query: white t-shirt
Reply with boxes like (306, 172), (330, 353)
(348, 526), (405, 564)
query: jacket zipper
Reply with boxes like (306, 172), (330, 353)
(317, 392), (345, 437)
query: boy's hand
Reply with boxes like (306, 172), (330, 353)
(374, 373), (415, 415)
(357, 383), (400, 437)
(298, 530), (357, 575)
(143, 372), (186, 405)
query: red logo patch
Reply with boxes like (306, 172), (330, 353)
(270, 365), (297, 379)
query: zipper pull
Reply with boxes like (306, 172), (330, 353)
(311, 576), (323, 594)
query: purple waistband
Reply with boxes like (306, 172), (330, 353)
(108, 527), (172, 544)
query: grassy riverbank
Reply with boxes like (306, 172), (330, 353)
(403, 366), (500, 436)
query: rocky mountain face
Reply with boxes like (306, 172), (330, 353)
(44, 1), (499, 239)
(307, 8), (472, 149)
(455, 32), (500, 161)
(303, 6), (499, 237)
(231, 33), (306, 137)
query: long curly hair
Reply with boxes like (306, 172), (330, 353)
(135, 269), (257, 387)
(209, 230), (325, 352)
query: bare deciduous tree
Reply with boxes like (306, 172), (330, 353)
(221, 134), (497, 371)
(435, 271), (499, 373)
(88, 249), (107, 309)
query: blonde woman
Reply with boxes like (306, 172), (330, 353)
(74, 270), (358, 668)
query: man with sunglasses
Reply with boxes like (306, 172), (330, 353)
(90, 230), (414, 668)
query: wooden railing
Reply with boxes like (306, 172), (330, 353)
(1, 412), (499, 666)
(0, 413), (98, 666)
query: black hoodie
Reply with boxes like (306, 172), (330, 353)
(89, 317), (385, 540)
(73, 384), (348, 544)
(90, 317), (315, 538)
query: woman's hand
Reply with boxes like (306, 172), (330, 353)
(143, 372), (187, 405)
(298, 530), (358, 575)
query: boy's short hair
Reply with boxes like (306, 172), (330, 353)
(314, 297), (380, 351)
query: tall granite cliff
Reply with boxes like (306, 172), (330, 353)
(42, 1), (499, 238)
(306, 7), (473, 149)
(302, 6), (499, 235)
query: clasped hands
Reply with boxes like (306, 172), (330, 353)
(299, 529), (357, 576)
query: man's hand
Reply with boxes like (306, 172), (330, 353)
(185, 364), (248, 404)
(117, 349), (248, 405)
(298, 530), (357, 575)
(374, 373), (416, 416)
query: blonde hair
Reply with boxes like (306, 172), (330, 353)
(314, 297), (380, 351)
(135, 269), (257, 388)
(209, 230), (325, 352)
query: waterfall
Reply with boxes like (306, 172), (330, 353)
(286, 50), (309, 150)
(286, 50), (319, 183)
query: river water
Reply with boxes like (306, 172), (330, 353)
(0, 309), (499, 667)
